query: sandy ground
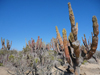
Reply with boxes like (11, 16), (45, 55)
(80, 60), (100, 75)
(0, 60), (100, 75)
(0, 67), (11, 75)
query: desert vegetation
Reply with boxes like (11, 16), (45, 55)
(0, 2), (99, 75)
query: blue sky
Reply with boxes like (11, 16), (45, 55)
(0, 0), (100, 51)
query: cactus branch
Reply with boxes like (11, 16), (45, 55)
(84, 16), (99, 60)
(68, 2), (78, 41)
(62, 28), (70, 63)
(55, 26), (64, 50)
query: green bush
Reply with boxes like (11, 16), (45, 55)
(9, 55), (14, 62)
(22, 46), (31, 54)
(82, 60), (87, 64)
(0, 63), (3, 66)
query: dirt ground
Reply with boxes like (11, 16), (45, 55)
(0, 67), (11, 75)
(0, 60), (100, 75)
(80, 62), (100, 75)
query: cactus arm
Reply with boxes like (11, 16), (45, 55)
(32, 39), (35, 50)
(68, 32), (75, 43)
(76, 23), (78, 33)
(57, 43), (60, 52)
(36, 36), (40, 49)
(62, 28), (70, 63)
(68, 2), (75, 27)
(84, 16), (99, 60)
(39, 38), (42, 49)
(3, 39), (6, 48)
(55, 26), (64, 50)
(68, 2), (78, 41)
(82, 36), (89, 51)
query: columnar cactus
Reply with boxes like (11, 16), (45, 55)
(55, 2), (99, 75)
(1, 38), (12, 50)
(82, 34), (89, 51)
(1, 37), (5, 49)
(36, 36), (40, 49)
(7, 40), (12, 50)
(31, 38), (35, 51)
(39, 38), (42, 49)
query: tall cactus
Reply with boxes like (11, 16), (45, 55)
(55, 2), (99, 75)
(7, 40), (12, 50)
(1, 37), (5, 49)
(31, 38), (35, 50)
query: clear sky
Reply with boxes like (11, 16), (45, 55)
(0, 0), (100, 51)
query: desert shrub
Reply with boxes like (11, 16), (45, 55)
(9, 50), (18, 55)
(9, 54), (14, 62)
(0, 49), (5, 55)
(0, 63), (3, 66)
(0, 49), (8, 55)
(22, 46), (31, 54)
(18, 51), (23, 59)
(82, 60), (87, 64)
